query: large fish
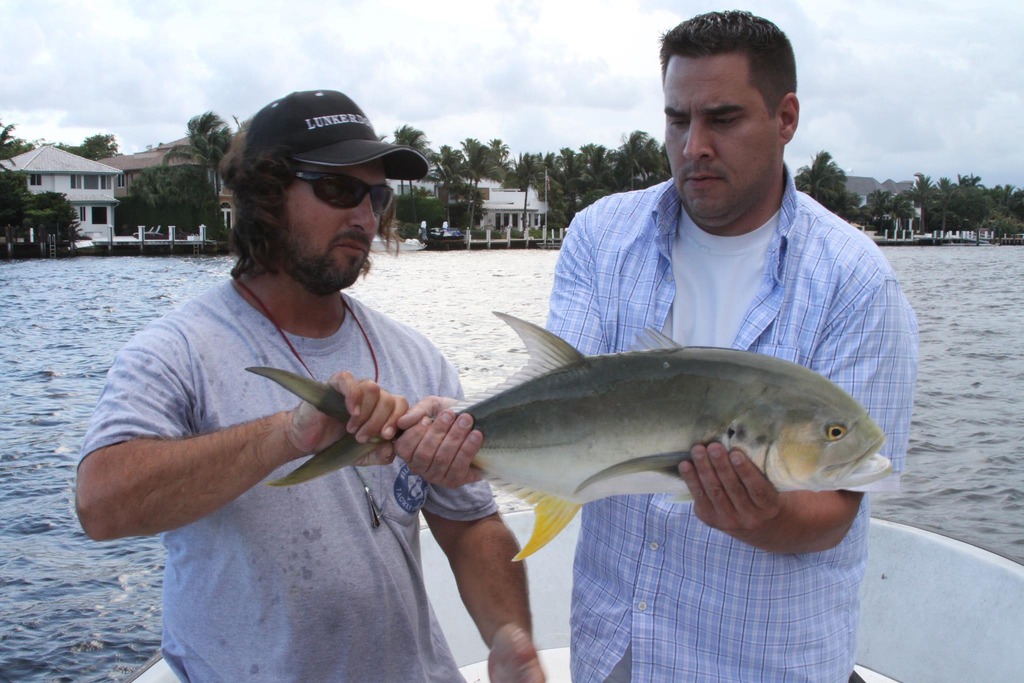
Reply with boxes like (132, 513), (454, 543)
(248, 312), (890, 559)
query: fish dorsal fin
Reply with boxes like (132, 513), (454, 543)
(467, 313), (585, 404)
(630, 328), (683, 352)
(247, 366), (350, 420)
(495, 311), (584, 370)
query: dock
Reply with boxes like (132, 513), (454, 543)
(425, 237), (562, 251)
(2, 237), (227, 260)
(867, 228), (1019, 247)
(425, 228), (565, 251)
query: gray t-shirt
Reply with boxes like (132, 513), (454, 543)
(80, 281), (497, 681)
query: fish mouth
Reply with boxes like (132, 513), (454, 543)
(834, 452), (892, 488)
(817, 432), (889, 488)
(823, 448), (888, 485)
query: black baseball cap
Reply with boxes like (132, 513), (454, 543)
(245, 90), (429, 180)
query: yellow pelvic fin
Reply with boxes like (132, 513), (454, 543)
(513, 495), (582, 561)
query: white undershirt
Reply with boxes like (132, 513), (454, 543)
(667, 208), (778, 347)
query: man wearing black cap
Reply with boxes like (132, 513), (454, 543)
(76, 90), (544, 682)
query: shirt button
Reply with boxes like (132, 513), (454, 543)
(649, 541), (660, 550)
(637, 601), (648, 612)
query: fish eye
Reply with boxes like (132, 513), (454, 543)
(825, 424), (848, 441)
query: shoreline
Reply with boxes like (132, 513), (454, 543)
(5, 237), (1023, 261)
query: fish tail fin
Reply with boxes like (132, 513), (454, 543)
(267, 435), (377, 486)
(247, 367), (351, 421)
(513, 495), (581, 561)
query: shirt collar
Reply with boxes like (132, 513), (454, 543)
(651, 169), (797, 284)
(768, 167), (798, 285)
(653, 181), (682, 239)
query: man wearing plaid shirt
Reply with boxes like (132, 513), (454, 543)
(546, 11), (918, 682)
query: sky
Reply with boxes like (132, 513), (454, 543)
(2, 0), (1022, 187)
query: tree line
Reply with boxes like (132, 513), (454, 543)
(4, 115), (1023, 240)
(795, 151), (1024, 237)
(389, 126), (670, 234)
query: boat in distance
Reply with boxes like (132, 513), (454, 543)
(371, 235), (426, 252)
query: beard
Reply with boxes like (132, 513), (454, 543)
(281, 230), (369, 297)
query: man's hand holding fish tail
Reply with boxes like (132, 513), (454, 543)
(284, 370), (405, 463)
(681, 442), (863, 554)
(77, 372), (404, 540)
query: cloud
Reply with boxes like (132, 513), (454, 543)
(2, 0), (1021, 186)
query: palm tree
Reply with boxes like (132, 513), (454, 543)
(0, 120), (32, 161)
(989, 184), (1017, 209)
(866, 190), (892, 233)
(164, 112), (233, 195)
(427, 145), (466, 225)
(1, 121), (18, 160)
(903, 173), (935, 233)
(795, 151), (848, 213)
(616, 131), (666, 191)
(460, 138), (502, 231)
(987, 184), (1019, 231)
(935, 177), (958, 233)
(552, 147), (584, 223)
(648, 139), (671, 188)
(392, 125), (430, 222)
(487, 139), (511, 182)
(867, 190), (914, 234)
(508, 152), (544, 235)
(957, 174), (982, 189)
(889, 194), (915, 232)
(578, 144), (616, 202)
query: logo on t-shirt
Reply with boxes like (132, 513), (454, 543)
(393, 462), (428, 513)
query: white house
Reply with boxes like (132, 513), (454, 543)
(406, 177), (549, 232)
(845, 176), (914, 208)
(1, 145), (120, 240)
(480, 183), (548, 232)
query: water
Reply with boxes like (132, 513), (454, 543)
(1, 247), (1022, 681)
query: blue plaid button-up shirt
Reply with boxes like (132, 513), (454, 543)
(547, 174), (918, 682)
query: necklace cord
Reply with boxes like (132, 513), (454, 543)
(234, 278), (383, 527)
(234, 279), (379, 382)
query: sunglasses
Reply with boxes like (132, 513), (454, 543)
(293, 171), (394, 215)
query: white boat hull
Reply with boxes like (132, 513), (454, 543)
(371, 237), (426, 253)
(125, 512), (1024, 682)
(857, 519), (1024, 682)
